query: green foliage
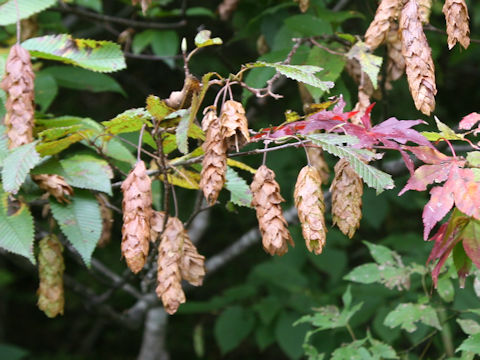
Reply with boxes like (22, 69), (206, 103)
(346, 41), (382, 89)
(0, 186), (35, 263)
(214, 306), (255, 354)
(2, 142), (41, 194)
(383, 303), (442, 332)
(224, 166), (252, 207)
(49, 190), (102, 267)
(0, 0), (56, 26)
(22, 35), (126, 73)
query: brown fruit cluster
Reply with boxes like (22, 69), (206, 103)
(220, 100), (250, 151)
(0, 44), (35, 149)
(364, 0), (402, 51)
(199, 108), (227, 205)
(156, 215), (205, 314)
(32, 174), (74, 204)
(418, 0), (433, 24)
(400, 0), (437, 116)
(121, 161), (152, 273)
(385, 23), (405, 90)
(443, 0), (470, 49)
(37, 235), (65, 318)
(330, 159), (363, 239)
(294, 166), (326, 254)
(96, 194), (114, 248)
(306, 147), (329, 183)
(251, 165), (293, 256)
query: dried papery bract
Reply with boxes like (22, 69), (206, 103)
(121, 161), (152, 273)
(220, 100), (250, 151)
(37, 235), (65, 318)
(400, 0), (437, 115)
(150, 210), (166, 242)
(352, 87), (371, 126)
(199, 108), (227, 205)
(32, 174), (73, 204)
(180, 237), (205, 286)
(218, 0), (239, 21)
(345, 59), (380, 100)
(156, 217), (186, 314)
(295, 0), (310, 13)
(251, 165), (293, 256)
(294, 166), (327, 254)
(418, 0), (433, 24)
(443, 0), (470, 49)
(330, 159), (363, 239)
(96, 194), (113, 248)
(306, 147), (329, 183)
(385, 23), (405, 90)
(0, 44), (35, 149)
(364, 0), (402, 50)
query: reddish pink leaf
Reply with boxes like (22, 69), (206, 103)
(403, 146), (451, 164)
(423, 186), (455, 240)
(459, 112), (480, 130)
(460, 220), (480, 269)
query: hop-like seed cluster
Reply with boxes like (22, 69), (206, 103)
(121, 161), (152, 273)
(37, 234), (65, 318)
(199, 109), (227, 205)
(251, 165), (293, 256)
(96, 194), (113, 248)
(443, 0), (470, 49)
(306, 147), (329, 183)
(400, 0), (437, 115)
(32, 174), (74, 204)
(0, 44), (35, 149)
(330, 159), (363, 239)
(385, 23), (405, 90)
(220, 100), (250, 151)
(364, 0), (402, 51)
(156, 216), (205, 314)
(294, 166), (327, 254)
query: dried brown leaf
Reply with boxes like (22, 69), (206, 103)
(364, 0), (403, 50)
(150, 210), (166, 242)
(180, 237), (206, 287)
(220, 100), (250, 151)
(32, 174), (73, 204)
(199, 109), (227, 205)
(294, 166), (327, 254)
(251, 165), (293, 256)
(156, 217), (186, 315)
(443, 0), (470, 49)
(330, 159), (363, 238)
(351, 87), (371, 126)
(400, 0), (437, 115)
(121, 161), (152, 273)
(0, 44), (35, 148)
(37, 234), (65, 318)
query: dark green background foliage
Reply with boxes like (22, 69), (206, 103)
(1, 0), (480, 359)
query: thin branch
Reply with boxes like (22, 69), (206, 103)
(137, 124), (146, 162)
(424, 24), (480, 44)
(52, 4), (187, 30)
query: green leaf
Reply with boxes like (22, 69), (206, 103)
(194, 30), (222, 48)
(225, 167), (252, 207)
(284, 14), (333, 37)
(0, 0), (56, 26)
(146, 95), (175, 120)
(384, 303), (442, 332)
(2, 142), (41, 194)
(0, 125), (10, 167)
(253, 297), (282, 325)
(456, 334), (480, 354)
(437, 276), (455, 302)
(347, 41), (382, 89)
(42, 66), (125, 95)
(50, 190), (102, 266)
(304, 46), (346, 102)
(22, 35), (126, 73)
(368, 337), (398, 359)
(151, 30), (179, 68)
(60, 154), (113, 195)
(253, 61), (334, 91)
(0, 343), (29, 360)
(0, 186), (35, 263)
(75, 0), (103, 13)
(363, 241), (396, 264)
(102, 108), (152, 135)
(34, 72), (58, 112)
(214, 306), (255, 354)
(306, 134), (394, 193)
(275, 312), (310, 360)
(457, 319), (480, 335)
(132, 30), (155, 55)
(343, 263), (381, 284)
(175, 109), (191, 154)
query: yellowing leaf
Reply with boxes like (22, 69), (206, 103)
(226, 159), (257, 174)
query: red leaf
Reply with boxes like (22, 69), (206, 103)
(423, 186), (455, 240)
(403, 146), (450, 164)
(460, 219), (480, 269)
(459, 112), (480, 130)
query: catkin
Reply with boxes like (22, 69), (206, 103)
(443, 0), (470, 49)
(364, 0), (403, 50)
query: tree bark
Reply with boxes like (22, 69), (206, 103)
(137, 307), (170, 360)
